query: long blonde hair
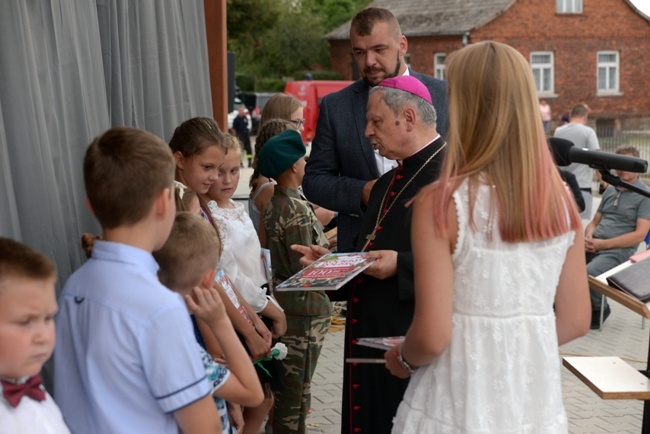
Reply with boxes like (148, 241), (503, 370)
(431, 41), (580, 241)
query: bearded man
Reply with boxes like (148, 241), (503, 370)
(302, 7), (448, 253)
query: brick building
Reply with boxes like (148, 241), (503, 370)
(326, 0), (650, 135)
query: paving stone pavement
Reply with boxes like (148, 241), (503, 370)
(240, 177), (650, 433)
(304, 300), (650, 434)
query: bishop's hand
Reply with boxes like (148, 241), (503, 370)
(364, 250), (398, 280)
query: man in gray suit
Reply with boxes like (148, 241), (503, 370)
(303, 7), (448, 253)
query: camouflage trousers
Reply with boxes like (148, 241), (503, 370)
(272, 313), (331, 434)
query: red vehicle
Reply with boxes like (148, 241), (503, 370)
(284, 80), (353, 144)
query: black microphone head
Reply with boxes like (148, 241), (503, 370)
(548, 137), (574, 166)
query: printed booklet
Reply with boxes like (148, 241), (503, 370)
(356, 336), (405, 350)
(274, 252), (375, 291)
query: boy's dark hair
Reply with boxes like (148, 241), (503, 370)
(84, 127), (175, 229)
(350, 7), (401, 37)
(153, 212), (220, 292)
(169, 117), (225, 158)
(0, 238), (56, 291)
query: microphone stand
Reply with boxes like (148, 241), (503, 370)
(598, 168), (650, 200)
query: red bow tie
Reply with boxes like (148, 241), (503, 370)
(1, 375), (46, 407)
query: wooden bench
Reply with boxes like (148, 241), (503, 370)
(563, 356), (650, 400)
(563, 275), (650, 431)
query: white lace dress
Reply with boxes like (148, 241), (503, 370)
(208, 199), (269, 312)
(392, 180), (575, 434)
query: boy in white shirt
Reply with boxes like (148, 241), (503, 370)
(0, 237), (70, 433)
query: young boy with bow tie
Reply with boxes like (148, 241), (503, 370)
(0, 237), (70, 433)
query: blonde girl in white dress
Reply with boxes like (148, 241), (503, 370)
(385, 41), (591, 434)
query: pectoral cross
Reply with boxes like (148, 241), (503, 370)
(361, 231), (377, 252)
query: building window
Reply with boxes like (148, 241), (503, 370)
(597, 51), (619, 94)
(404, 53), (411, 70)
(434, 53), (445, 80)
(530, 51), (554, 95)
(557, 0), (582, 13)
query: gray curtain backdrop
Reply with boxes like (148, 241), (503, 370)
(0, 0), (213, 288)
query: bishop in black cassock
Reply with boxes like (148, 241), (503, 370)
(294, 75), (446, 434)
(341, 136), (445, 434)
(343, 75), (447, 434)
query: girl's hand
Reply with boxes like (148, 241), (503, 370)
(244, 330), (271, 361)
(271, 314), (287, 339)
(384, 346), (413, 379)
(253, 317), (273, 346)
(227, 402), (244, 434)
(185, 286), (227, 326)
(212, 355), (228, 367)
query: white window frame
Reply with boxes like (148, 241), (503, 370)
(597, 51), (620, 95)
(434, 53), (446, 80)
(557, 0), (582, 13)
(433, 52), (447, 80)
(530, 51), (554, 96)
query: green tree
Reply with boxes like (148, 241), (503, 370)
(299, 0), (371, 31)
(264, 10), (329, 76)
(226, 0), (371, 85)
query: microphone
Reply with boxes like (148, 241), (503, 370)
(549, 137), (648, 173)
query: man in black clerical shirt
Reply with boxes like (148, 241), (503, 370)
(294, 75), (445, 434)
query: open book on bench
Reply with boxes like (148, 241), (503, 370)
(606, 257), (650, 302)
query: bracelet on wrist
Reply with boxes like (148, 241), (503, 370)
(397, 344), (417, 375)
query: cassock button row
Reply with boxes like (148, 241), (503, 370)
(355, 278), (363, 284)
(389, 191), (396, 197)
(376, 225), (383, 232)
(350, 318), (358, 324)
(352, 297), (360, 303)
(352, 339), (358, 345)
(353, 429), (362, 433)
(396, 174), (404, 180)
(353, 405), (361, 411)
(367, 241), (373, 248)
(352, 383), (360, 390)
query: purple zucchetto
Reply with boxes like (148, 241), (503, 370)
(377, 76), (432, 105)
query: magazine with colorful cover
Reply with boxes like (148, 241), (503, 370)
(356, 336), (405, 351)
(274, 252), (375, 291)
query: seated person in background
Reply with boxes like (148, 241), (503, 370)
(0, 238), (70, 433)
(585, 144), (650, 329)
